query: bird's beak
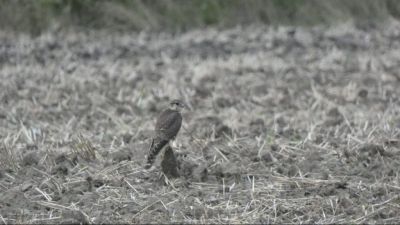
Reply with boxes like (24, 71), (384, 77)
(183, 103), (192, 111)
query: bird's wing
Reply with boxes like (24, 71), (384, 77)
(155, 109), (182, 140)
(145, 137), (169, 169)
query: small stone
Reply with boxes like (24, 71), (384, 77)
(93, 179), (104, 188)
(111, 150), (131, 162)
(215, 124), (232, 138)
(122, 133), (133, 144)
(339, 196), (353, 209)
(270, 144), (279, 151)
(22, 151), (40, 166)
(358, 89), (368, 98)
(276, 166), (285, 175)
(326, 107), (341, 118)
(261, 152), (274, 163)
(214, 97), (235, 108)
(195, 86), (212, 98)
(51, 165), (69, 175)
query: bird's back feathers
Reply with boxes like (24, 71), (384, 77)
(155, 109), (182, 140)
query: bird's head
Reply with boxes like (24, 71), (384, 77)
(169, 99), (186, 111)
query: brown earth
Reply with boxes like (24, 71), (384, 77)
(1, 20), (400, 223)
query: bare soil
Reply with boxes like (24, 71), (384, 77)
(1, 21), (400, 224)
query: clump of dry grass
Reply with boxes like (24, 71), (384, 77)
(0, 135), (21, 172)
(71, 133), (98, 161)
(0, 143), (19, 172)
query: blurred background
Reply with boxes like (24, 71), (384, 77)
(1, 0), (400, 34)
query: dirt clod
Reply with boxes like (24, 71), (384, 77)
(111, 149), (132, 162)
(21, 151), (40, 166)
(260, 152), (274, 164)
(161, 145), (180, 179)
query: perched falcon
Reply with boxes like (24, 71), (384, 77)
(145, 99), (185, 169)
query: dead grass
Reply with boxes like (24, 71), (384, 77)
(71, 133), (98, 161)
(0, 20), (400, 223)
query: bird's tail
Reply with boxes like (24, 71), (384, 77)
(145, 137), (169, 169)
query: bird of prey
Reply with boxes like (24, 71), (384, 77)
(145, 99), (185, 169)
